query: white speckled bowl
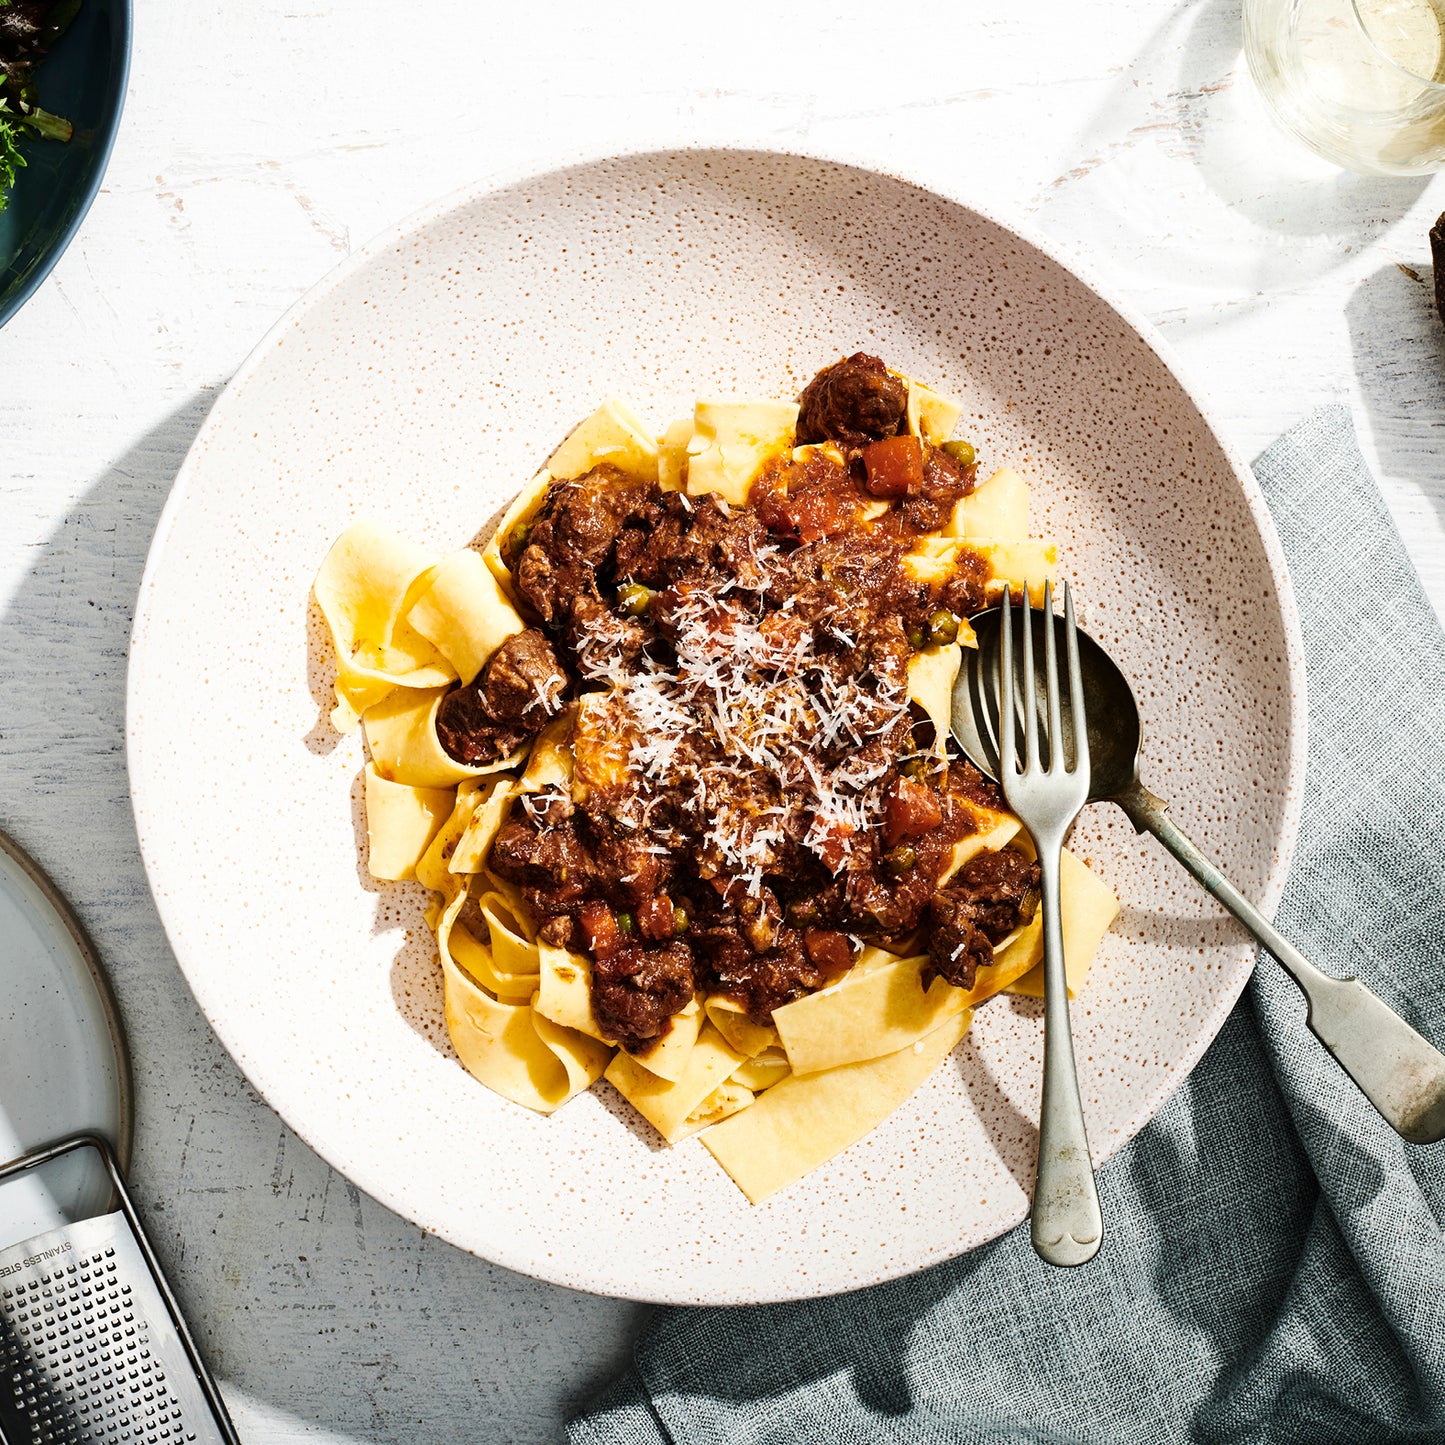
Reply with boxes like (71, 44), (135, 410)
(127, 147), (1305, 1304)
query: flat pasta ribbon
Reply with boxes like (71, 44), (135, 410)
(1007, 846), (1120, 999)
(364, 685), (524, 789)
(405, 549), (526, 685)
(773, 924), (1043, 1077)
(702, 1008), (974, 1204)
(533, 944), (705, 1082)
(547, 399), (659, 484)
(605, 1023), (752, 1144)
(415, 778), (495, 900)
(314, 520), (455, 730)
(906, 644), (963, 754)
(362, 763), (455, 882)
(481, 468), (555, 603)
(703, 995), (780, 1058)
(450, 787), (519, 875)
(437, 888), (610, 1114)
(447, 891), (539, 1004)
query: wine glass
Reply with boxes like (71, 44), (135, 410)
(1245, 0), (1445, 174)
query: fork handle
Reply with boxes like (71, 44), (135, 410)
(1031, 842), (1105, 1266)
(1118, 782), (1445, 1144)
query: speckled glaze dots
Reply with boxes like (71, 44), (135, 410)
(127, 148), (1305, 1305)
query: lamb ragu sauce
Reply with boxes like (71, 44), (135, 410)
(434, 355), (1040, 1053)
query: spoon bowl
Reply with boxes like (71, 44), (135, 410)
(952, 606), (1142, 802)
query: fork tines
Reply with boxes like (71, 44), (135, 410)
(998, 581), (1090, 782)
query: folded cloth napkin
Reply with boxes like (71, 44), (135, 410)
(567, 408), (1445, 1445)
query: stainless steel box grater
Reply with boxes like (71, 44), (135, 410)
(0, 1136), (238, 1445)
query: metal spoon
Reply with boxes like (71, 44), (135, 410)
(951, 604), (1445, 1145)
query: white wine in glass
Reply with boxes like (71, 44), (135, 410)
(1245, 0), (1445, 174)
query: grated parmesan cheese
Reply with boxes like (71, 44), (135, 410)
(577, 552), (914, 896)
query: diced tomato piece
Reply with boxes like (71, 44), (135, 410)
(748, 466), (791, 531)
(578, 900), (622, 960)
(637, 894), (678, 942)
(789, 484), (856, 544)
(808, 818), (854, 873)
(882, 775), (944, 847)
(861, 435), (924, 499)
(802, 928), (854, 979)
(753, 476), (860, 543)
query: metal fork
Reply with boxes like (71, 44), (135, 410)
(998, 580), (1103, 1267)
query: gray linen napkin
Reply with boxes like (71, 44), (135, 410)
(567, 407), (1445, 1445)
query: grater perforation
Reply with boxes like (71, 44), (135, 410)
(0, 1138), (236, 1445)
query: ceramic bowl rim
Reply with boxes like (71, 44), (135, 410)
(127, 140), (1308, 1301)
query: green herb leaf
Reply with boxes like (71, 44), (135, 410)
(0, 116), (25, 212)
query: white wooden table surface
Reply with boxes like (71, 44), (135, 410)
(3, 1), (1443, 1440)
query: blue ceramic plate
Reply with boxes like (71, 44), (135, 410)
(0, 0), (130, 329)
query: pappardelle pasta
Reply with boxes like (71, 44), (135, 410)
(315, 355), (1119, 1203)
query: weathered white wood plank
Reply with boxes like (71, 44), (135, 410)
(2, 1), (1443, 1438)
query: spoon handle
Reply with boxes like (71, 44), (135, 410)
(1031, 842), (1105, 1265)
(1117, 783), (1445, 1143)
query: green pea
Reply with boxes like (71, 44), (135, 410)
(942, 439), (976, 467)
(906, 627), (925, 650)
(617, 582), (653, 617)
(616, 910), (634, 936)
(505, 519), (533, 565)
(884, 844), (917, 875)
(673, 905), (690, 936)
(929, 609), (959, 646)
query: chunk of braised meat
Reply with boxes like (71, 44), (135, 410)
(690, 769), (786, 882)
(593, 945), (696, 1052)
(514, 465), (661, 629)
(845, 760), (1008, 937)
(846, 851), (932, 937)
(796, 353), (909, 453)
(579, 900), (696, 1052)
(752, 433), (978, 548)
(925, 848), (1041, 990)
(736, 887), (783, 954)
(902, 442), (976, 536)
(695, 921), (854, 1023)
(765, 534), (934, 644)
(957, 847), (1042, 940)
(945, 758), (1006, 812)
(488, 814), (595, 931)
(750, 446), (865, 544)
(926, 894), (993, 993)
(861, 613), (913, 695)
(776, 861), (849, 931)
(435, 629), (569, 765)
(569, 593), (651, 671)
(536, 916), (576, 948)
(592, 826), (672, 912)
(621, 491), (772, 592)
(938, 545), (991, 619)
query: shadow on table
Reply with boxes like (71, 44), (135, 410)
(621, 1009), (1315, 1442)
(1345, 264), (1445, 560)
(1030, 0), (1429, 305)
(0, 394), (646, 1445)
